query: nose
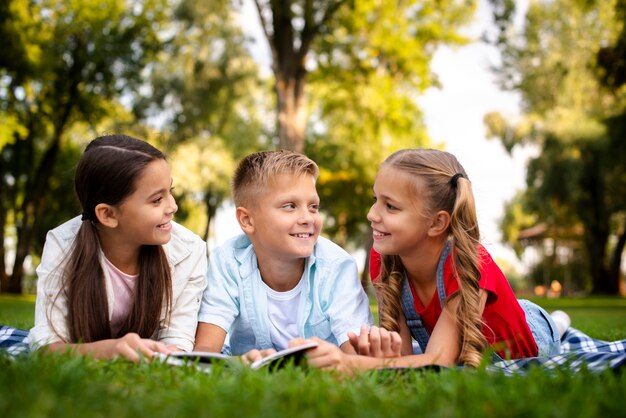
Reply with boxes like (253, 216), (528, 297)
(167, 193), (178, 215)
(367, 203), (379, 223)
(298, 207), (315, 224)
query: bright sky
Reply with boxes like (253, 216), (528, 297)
(419, 0), (533, 271)
(212, 0), (533, 273)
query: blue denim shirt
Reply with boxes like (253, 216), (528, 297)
(198, 234), (373, 355)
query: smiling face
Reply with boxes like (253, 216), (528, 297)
(367, 166), (436, 259)
(113, 159), (178, 247)
(244, 172), (322, 265)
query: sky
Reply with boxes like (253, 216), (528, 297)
(211, 0), (534, 273)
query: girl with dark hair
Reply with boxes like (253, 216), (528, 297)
(290, 149), (564, 372)
(28, 135), (207, 362)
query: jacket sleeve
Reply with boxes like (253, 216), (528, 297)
(29, 229), (72, 350)
(156, 237), (208, 351)
(324, 256), (374, 346)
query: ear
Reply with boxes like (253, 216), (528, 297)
(94, 203), (119, 228)
(236, 207), (254, 234)
(428, 210), (451, 237)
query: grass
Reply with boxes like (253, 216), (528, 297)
(0, 294), (36, 329)
(1, 295), (625, 418)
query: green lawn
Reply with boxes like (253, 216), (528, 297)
(0, 294), (36, 329)
(1, 295), (625, 418)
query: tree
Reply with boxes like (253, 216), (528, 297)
(134, 0), (267, 240)
(486, 0), (626, 294)
(252, 0), (477, 152)
(0, 0), (167, 293)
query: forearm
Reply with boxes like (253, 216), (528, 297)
(194, 322), (227, 352)
(346, 351), (452, 371)
(45, 340), (117, 359)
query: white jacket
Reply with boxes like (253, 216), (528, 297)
(29, 216), (207, 352)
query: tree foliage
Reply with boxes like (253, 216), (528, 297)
(247, 0), (477, 252)
(0, 0), (168, 293)
(134, 0), (267, 240)
(486, 0), (626, 294)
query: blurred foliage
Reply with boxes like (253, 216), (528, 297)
(1, 0), (484, 292)
(304, 0), (478, 249)
(486, 0), (626, 294)
(133, 0), (268, 239)
(0, 0), (170, 293)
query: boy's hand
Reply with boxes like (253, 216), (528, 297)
(348, 325), (402, 358)
(291, 337), (357, 374)
(241, 348), (277, 364)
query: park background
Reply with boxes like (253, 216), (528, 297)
(1, 0), (625, 299)
(2, 2), (626, 417)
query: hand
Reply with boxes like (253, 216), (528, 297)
(112, 333), (174, 363)
(290, 337), (355, 374)
(241, 348), (276, 365)
(348, 325), (402, 358)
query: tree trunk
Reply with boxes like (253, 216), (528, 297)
(361, 233), (374, 290)
(254, 0), (344, 153)
(0, 195), (8, 292)
(608, 226), (626, 293)
(8, 133), (63, 294)
(203, 189), (219, 243)
(579, 147), (617, 294)
(584, 231), (614, 294)
(275, 71), (307, 152)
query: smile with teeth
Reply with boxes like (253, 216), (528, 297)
(372, 230), (389, 238)
(292, 233), (313, 238)
(157, 221), (171, 229)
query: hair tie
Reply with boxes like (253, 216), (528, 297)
(449, 173), (464, 187)
(81, 211), (93, 221)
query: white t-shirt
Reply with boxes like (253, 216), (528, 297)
(261, 278), (304, 351)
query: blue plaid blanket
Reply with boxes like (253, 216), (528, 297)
(0, 326), (30, 357)
(488, 327), (626, 374)
(2, 325), (625, 374)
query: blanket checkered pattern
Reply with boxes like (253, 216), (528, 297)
(488, 327), (626, 374)
(2, 325), (625, 374)
(0, 326), (30, 357)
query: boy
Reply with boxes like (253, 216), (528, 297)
(195, 150), (373, 356)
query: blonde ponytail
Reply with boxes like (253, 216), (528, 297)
(449, 176), (486, 367)
(374, 149), (487, 367)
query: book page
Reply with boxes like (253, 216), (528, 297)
(250, 341), (318, 370)
(154, 351), (234, 370)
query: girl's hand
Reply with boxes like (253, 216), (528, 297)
(347, 325), (402, 358)
(112, 333), (173, 363)
(241, 348), (277, 365)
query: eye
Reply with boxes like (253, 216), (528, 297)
(282, 203), (296, 210)
(309, 203), (320, 212)
(153, 196), (163, 204)
(372, 195), (377, 203)
(386, 202), (398, 211)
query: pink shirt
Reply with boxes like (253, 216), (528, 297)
(103, 256), (138, 337)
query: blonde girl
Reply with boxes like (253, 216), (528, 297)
(293, 149), (561, 372)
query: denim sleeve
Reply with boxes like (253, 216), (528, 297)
(324, 257), (374, 346)
(197, 247), (240, 333)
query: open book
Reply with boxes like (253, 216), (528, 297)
(155, 341), (318, 372)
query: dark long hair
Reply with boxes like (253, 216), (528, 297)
(59, 134), (172, 343)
